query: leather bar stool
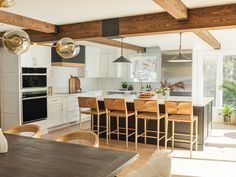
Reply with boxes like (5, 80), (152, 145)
(5, 124), (41, 138)
(134, 99), (165, 150)
(78, 97), (106, 138)
(104, 98), (135, 148)
(164, 101), (198, 158)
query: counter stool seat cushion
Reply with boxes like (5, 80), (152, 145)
(168, 115), (197, 122)
(137, 112), (165, 119)
(109, 111), (135, 117)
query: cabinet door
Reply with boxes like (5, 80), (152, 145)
(86, 52), (100, 78)
(47, 103), (63, 128)
(67, 96), (80, 122)
(99, 53), (109, 77)
(47, 97), (63, 128)
(21, 46), (51, 67)
(20, 47), (33, 67)
(32, 46), (50, 67)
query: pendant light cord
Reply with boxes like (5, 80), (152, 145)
(121, 37), (123, 56)
(179, 32), (182, 54)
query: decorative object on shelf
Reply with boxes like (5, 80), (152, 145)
(0, 0), (17, 7)
(48, 86), (53, 96)
(167, 33), (192, 63)
(219, 104), (233, 125)
(128, 84), (134, 91)
(121, 82), (128, 89)
(113, 38), (131, 63)
(155, 87), (170, 98)
(55, 38), (80, 59)
(0, 129), (8, 153)
(0, 29), (30, 55)
(146, 84), (152, 92)
(160, 80), (185, 91)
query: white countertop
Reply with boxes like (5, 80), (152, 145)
(51, 90), (214, 107)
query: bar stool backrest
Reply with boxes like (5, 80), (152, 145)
(78, 97), (98, 109)
(104, 98), (127, 112)
(56, 130), (99, 147)
(5, 124), (41, 138)
(165, 101), (193, 115)
(134, 99), (159, 113)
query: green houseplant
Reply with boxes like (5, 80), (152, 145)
(219, 104), (233, 124)
(121, 82), (128, 89)
(220, 76), (236, 124)
(221, 76), (236, 107)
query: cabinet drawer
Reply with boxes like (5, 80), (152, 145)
(48, 97), (62, 105)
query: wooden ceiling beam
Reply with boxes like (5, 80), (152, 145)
(86, 37), (145, 52)
(0, 10), (57, 33)
(194, 30), (221, 49)
(153, 0), (188, 19)
(119, 4), (236, 37)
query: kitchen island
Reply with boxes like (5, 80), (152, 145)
(87, 92), (214, 151)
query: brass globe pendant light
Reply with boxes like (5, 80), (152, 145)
(1, 29), (30, 55)
(0, 0), (17, 7)
(55, 38), (80, 59)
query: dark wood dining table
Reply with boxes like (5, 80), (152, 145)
(0, 134), (139, 177)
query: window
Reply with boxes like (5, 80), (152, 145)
(223, 55), (236, 106)
(130, 54), (159, 82)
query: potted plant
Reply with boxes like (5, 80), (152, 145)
(155, 87), (170, 98)
(219, 104), (233, 124)
(121, 82), (128, 89)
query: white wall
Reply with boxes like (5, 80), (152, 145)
(50, 66), (98, 93)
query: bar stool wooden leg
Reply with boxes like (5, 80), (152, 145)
(97, 115), (100, 138)
(106, 113), (109, 146)
(190, 121), (193, 159)
(79, 112), (83, 129)
(91, 114), (94, 131)
(165, 119), (168, 149)
(135, 116), (138, 150)
(117, 116), (119, 140)
(126, 116), (129, 149)
(144, 119), (147, 144)
(195, 118), (198, 151)
(172, 121), (175, 149)
(109, 116), (111, 141)
(157, 119), (160, 149)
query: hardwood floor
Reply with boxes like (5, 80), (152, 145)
(42, 122), (236, 177)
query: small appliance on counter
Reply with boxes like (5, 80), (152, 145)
(69, 75), (82, 94)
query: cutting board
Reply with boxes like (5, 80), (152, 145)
(69, 75), (81, 93)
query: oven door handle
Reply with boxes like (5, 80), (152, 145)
(22, 96), (47, 100)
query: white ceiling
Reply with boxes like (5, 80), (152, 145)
(2, 0), (236, 25)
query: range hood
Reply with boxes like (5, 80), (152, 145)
(51, 45), (86, 67)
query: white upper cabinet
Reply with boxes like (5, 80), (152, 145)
(85, 47), (100, 78)
(20, 46), (51, 68)
(99, 51), (121, 78)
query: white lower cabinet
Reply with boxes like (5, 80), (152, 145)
(47, 94), (90, 129)
(47, 97), (63, 128)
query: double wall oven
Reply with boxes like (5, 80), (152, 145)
(21, 68), (47, 124)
